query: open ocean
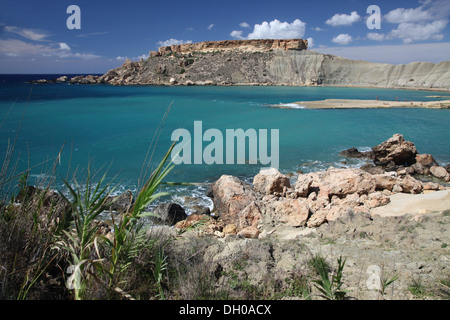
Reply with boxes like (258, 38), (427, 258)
(1, 74), (449, 210)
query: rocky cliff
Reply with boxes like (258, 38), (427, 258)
(151, 39), (308, 56)
(68, 39), (450, 90)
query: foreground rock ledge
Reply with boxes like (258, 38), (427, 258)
(174, 134), (449, 238)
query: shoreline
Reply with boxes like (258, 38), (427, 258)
(271, 99), (450, 109)
(24, 75), (450, 93)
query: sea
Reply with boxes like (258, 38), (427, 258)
(1, 74), (449, 211)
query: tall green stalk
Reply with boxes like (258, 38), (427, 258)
(57, 167), (114, 300)
(101, 142), (176, 297)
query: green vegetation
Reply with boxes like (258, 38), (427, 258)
(408, 278), (429, 298)
(310, 255), (348, 300)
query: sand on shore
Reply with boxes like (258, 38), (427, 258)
(272, 99), (450, 109)
(371, 189), (450, 217)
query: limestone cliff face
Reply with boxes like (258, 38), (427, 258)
(86, 40), (450, 90)
(151, 39), (308, 56)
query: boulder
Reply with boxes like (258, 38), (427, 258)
(410, 162), (430, 175)
(238, 226), (260, 239)
(152, 203), (187, 225)
(238, 201), (263, 229)
(360, 164), (386, 175)
(105, 191), (134, 213)
(211, 175), (257, 225)
(415, 154), (438, 167)
(253, 168), (291, 195)
(366, 192), (391, 208)
(56, 76), (68, 82)
(372, 134), (418, 167)
(269, 198), (310, 227)
(295, 173), (316, 197)
(307, 209), (328, 228)
(423, 182), (441, 191)
(223, 224), (238, 235)
(430, 166), (450, 182)
(315, 168), (377, 198)
(339, 147), (373, 159)
(190, 205), (211, 215)
(396, 175), (423, 194)
(372, 174), (397, 191)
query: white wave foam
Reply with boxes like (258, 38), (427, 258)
(276, 103), (305, 109)
(357, 146), (372, 152)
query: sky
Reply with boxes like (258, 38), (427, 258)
(1, 0), (450, 73)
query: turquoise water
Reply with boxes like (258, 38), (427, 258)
(1, 78), (449, 206)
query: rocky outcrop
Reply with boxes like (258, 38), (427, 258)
(342, 134), (449, 182)
(339, 147), (373, 160)
(210, 175), (258, 226)
(372, 134), (418, 167)
(172, 134), (448, 237)
(152, 202), (188, 226)
(152, 39), (308, 56)
(61, 39), (450, 90)
(253, 168), (291, 195)
(430, 166), (450, 182)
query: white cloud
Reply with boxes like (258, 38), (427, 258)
(3, 25), (49, 41)
(59, 42), (71, 51)
(0, 38), (100, 60)
(230, 30), (244, 40)
(58, 52), (101, 60)
(0, 39), (54, 56)
(116, 53), (147, 61)
(240, 22), (250, 28)
(248, 19), (306, 39)
(207, 24), (214, 30)
(385, 7), (432, 24)
(231, 19), (306, 40)
(380, 0), (450, 44)
(367, 33), (386, 41)
(156, 39), (192, 47)
(312, 27), (325, 32)
(332, 33), (353, 45)
(307, 37), (314, 48)
(326, 11), (360, 27)
(388, 20), (447, 43)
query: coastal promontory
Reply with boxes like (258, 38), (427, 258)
(44, 39), (450, 91)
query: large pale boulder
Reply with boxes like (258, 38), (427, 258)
(430, 166), (450, 182)
(295, 173), (318, 197)
(268, 198), (310, 227)
(253, 168), (291, 195)
(238, 201), (263, 229)
(366, 192), (391, 208)
(372, 174), (397, 191)
(395, 175), (423, 194)
(372, 134), (418, 167)
(315, 168), (377, 198)
(211, 175), (257, 225)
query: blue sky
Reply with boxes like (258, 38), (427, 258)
(1, 0), (450, 73)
